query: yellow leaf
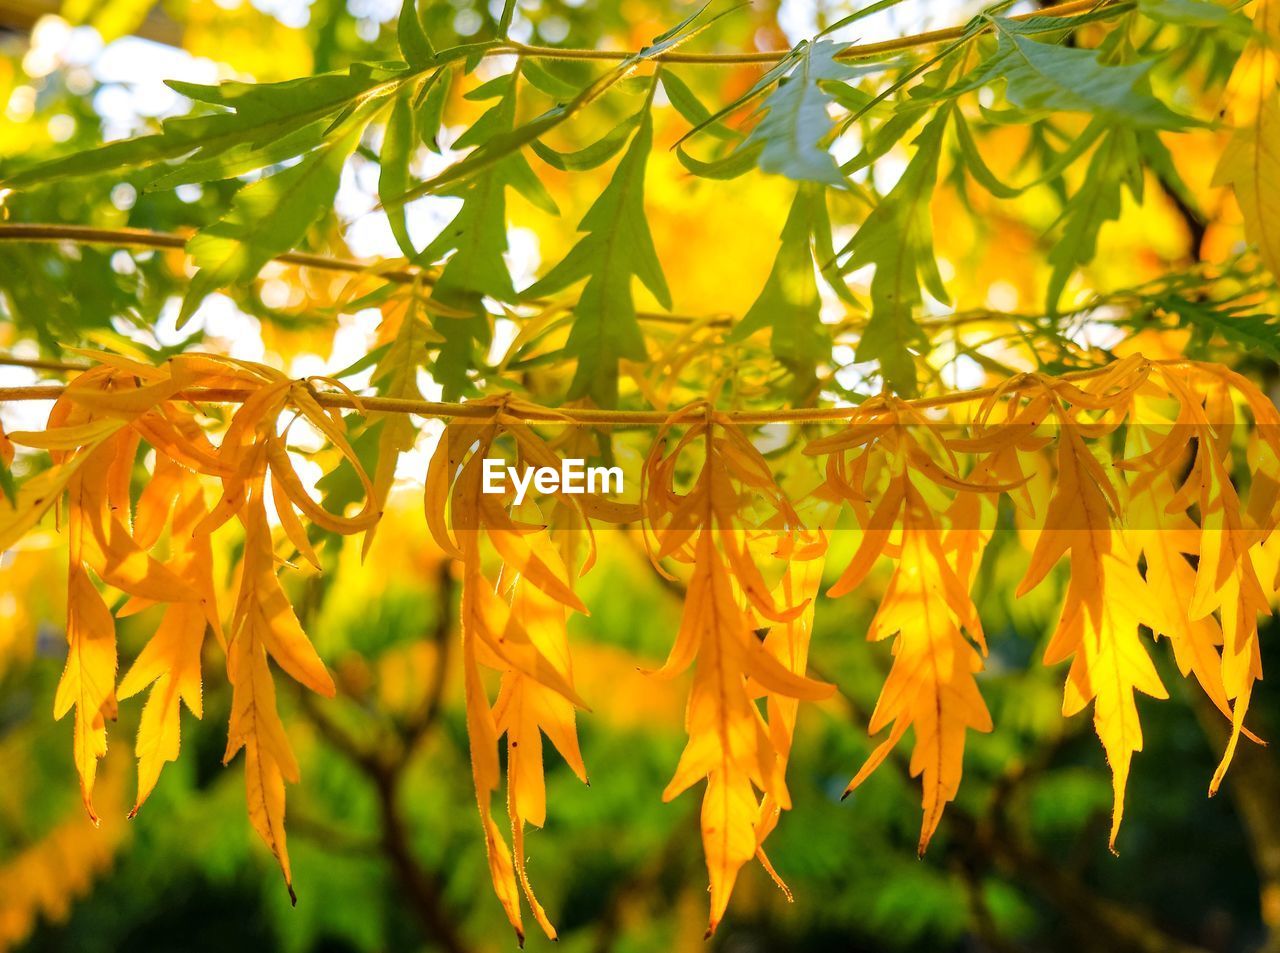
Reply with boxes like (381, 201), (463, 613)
(1045, 550), (1168, 850)
(1214, 0), (1280, 279)
(843, 487), (992, 852)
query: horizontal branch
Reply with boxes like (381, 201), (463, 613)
(0, 226), (1048, 338)
(0, 359), (1170, 425)
(0, 223), (718, 328)
(0, 223), (420, 282)
(487, 0), (1113, 66)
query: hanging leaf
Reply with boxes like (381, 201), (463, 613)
(1213, 0), (1280, 281)
(744, 40), (856, 185)
(730, 184), (838, 392)
(839, 107), (951, 395)
(645, 407), (833, 935)
(1045, 128), (1141, 310)
(178, 126), (365, 326)
(388, 3), (733, 206)
(958, 16), (1194, 129)
(379, 90), (419, 259)
(397, 0), (436, 68)
(419, 71), (555, 398)
(522, 98), (669, 407)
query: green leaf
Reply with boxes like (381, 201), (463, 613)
(178, 124), (363, 327)
(397, 0), (435, 68)
(670, 47), (817, 182)
(3, 65), (393, 190)
(1161, 293), (1280, 360)
(745, 40), (856, 185)
(975, 4), (1137, 38)
(314, 416), (382, 525)
(958, 17), (1193, 129)
(816, 0), (914, 38)
(1, 134), (174, 190)
(521, 59), (583, 101)
(522, 110), (669, 407)
(1137, 0), (1250, 30)
(674, 53), (796, 149)
(415, 66), (452, 152)
(839, 107), (951, 395)
(167, 62), (397, 113)
(331, 341), (393, 380)
(390, 100), (565, 205)
(951, 109), (1023, 199)
(530, 111), (642, 171)
(841, 98), (930, 175)
(146, 120), (332, 189)
(730, 184), (831, 390)
(419, 73), (551, 398)
(660, 70), (733, 140)
(464, 75), (512, 102)
(952, 110), (1107, 200)
(379, 91), (418, 258)
(497, 0), (518, 38)
(1046, 128), (1141, 310)
(674, 139), (763, 179)
(389, 3), (734, 206)
(839, 52), (961, 174)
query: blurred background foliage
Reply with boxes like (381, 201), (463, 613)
(1, 0), (1280, 950)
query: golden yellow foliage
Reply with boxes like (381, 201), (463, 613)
(0, 349), (1277, 935)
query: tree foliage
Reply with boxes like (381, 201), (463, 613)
(1, 0), (1280, 948)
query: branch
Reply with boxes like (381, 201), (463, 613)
(291, 574), (472, 953)
(300, 694), (472, 953)
(481, 0), (1116, 65)
(399, 559), (455, 745)
(0, 224), (718, 328)
(0, 225), (1231, 344)
(369, 766), (472, 953)
(0, 357), (1186, 425)
(0, 224), (419, 283)
(0, 0), (1115, 69)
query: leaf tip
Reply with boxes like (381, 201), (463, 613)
(81, 792), (101, 827)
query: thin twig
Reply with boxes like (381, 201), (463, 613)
(0, 224), (420, 282)
(0, 224), (1172, 338)
(293, 574), (472, 953)
(0, 355), (89, 373)
(481, 0), (1112, 65)
(0, 223), (721, 327)
(400, 560), (455, 745)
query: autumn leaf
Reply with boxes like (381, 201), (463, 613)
(423, 401), (590, 942)
(2, 0), (1280, 939)
(843, 485), (992, 853)
(1213, 0), (1280, 281)
(645, 406), (833, 934)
